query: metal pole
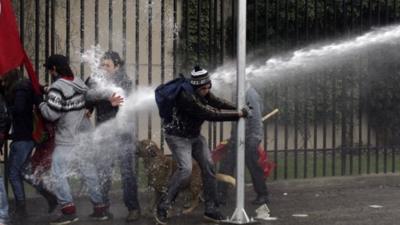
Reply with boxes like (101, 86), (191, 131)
(227, 1), (253, 224)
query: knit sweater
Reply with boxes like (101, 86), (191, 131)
(39, 77), (88, 146)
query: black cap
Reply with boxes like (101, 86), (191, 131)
(43, 54), (69, 70)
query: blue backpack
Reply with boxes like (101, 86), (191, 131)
(155, 76), (194, 122)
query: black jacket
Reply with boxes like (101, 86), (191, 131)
(164, 89), (240, 138)
(9, 79), (34, 141)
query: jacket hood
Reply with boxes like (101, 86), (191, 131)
(57, 77), (88, 97)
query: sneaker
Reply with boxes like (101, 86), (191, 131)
(154, 207), (168, 225)
(89, 210), (112, 221)
(50, 214), (78, 225)
(251, 195), (270, 205)
(126, 209), (140, 222)
(204, 211), (225, 223)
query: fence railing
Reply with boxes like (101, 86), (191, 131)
(10, 0), (400, 183)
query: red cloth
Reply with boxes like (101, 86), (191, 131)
(31, 123), (55, 173)
(212, 140), (276, 177)
(31, 137), (54, 173)
(257, 145), (276, 177)
(0, 0), (40, 94)
(211, 140), (229, 163)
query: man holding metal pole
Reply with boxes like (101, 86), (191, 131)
(154, 66), (249, 225)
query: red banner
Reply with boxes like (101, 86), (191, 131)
(0, 0), (41, 94)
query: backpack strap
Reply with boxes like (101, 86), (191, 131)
(181, 79), (194, 95)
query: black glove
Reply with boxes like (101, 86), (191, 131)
(241, 106), (251, 118)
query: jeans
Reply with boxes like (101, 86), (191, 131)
(218, 136), (269, 199)
(159, 134), (218, 213)
(51, 144), (103, 206)
(0, 177), (9, 224)
(97, 134), (140, 211)
(8, 140), (35, 202)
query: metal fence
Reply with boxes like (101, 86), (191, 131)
(10, 0), (400, 182)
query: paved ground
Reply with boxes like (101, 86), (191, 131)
(9, 174), (400, 225)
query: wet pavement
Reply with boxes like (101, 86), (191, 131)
(10, 174), (400, 225)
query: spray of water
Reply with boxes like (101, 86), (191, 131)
(81, 45), (126, 98)
(78, 24), (400, 161)
(38, 46), (157, 194)
(212, 24), (400, 93)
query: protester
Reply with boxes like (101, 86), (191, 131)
(218, 84), (270, 206)
(85, 51), (140, 222)
(155, 66), (248, 225)
(39, 55), (122, 225)
(0, 70), (57, 216)
(0, 84), (10, 225)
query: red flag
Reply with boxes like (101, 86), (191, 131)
(0, 0), (41, 94)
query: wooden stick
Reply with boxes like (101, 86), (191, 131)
(262, 109), (279, 121)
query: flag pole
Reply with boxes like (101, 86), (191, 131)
(224, 0), (257, 224)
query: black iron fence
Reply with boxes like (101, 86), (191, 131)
(9, 0), (400, 182)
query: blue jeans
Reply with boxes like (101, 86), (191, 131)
(97, 134), (140, 211)
(159, 134), (218, 213)
(8, 140), (35, 202)
(0, 177), (9, 224)
(51, 144), (103, 206)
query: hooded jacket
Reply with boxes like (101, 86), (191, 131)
(39, 77), (88, 146)
(164, 89), (240, 138)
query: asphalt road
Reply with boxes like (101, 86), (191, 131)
(10, 174), (400, 225)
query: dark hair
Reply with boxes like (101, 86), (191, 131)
(55, 66), (74, 77)
(102, 51), (124, 67)
(2, 69), (22, 104)
(44, 54), (74, 77)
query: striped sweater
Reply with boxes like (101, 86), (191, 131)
(39, 77), (88, 146)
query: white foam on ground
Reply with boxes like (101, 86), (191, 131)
(369, 205), (384, 208)
(292, 214), (309, 217)
(256, 216), (278, 221)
